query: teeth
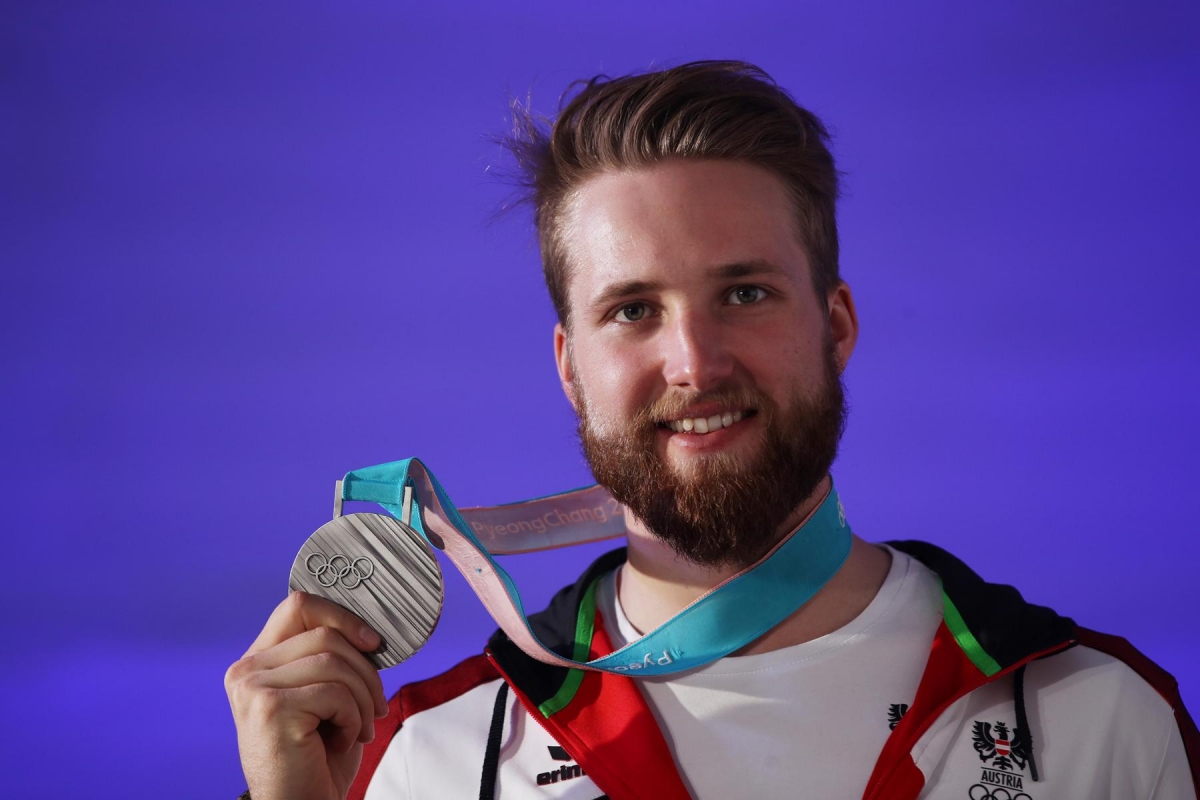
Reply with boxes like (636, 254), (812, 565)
(666, 411), (748, 435)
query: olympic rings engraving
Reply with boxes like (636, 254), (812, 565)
(305, 552), (375, 589)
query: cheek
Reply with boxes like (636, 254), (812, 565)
(735, 319), (825, 394)
(577, 344), (657, 417)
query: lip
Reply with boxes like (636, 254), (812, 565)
(659, 405), (755, 424)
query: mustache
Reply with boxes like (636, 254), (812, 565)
(639, 386), (772, 427)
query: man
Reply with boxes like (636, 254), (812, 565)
(226, 61), (1198, 799)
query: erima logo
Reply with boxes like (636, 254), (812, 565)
(537, 746), (587, 786)
(612, 649), (677, 672)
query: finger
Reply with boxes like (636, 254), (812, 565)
(261, 652), (378, 744)
(287, 680), (364, 754)
(247, 625), (388, 717)
(247, 591), (381, 657)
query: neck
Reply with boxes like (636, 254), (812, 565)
(619, 474), (892, 655)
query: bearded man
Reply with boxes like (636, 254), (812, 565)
(226, 61), (1198, 800)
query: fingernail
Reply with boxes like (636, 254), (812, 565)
(360, 626), (380, 648)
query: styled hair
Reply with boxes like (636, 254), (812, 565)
(500, 59), (842, 328)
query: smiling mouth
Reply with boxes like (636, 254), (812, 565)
(658, 410), (755, 434)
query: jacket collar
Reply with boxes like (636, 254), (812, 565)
(488, 540), (1076, 706)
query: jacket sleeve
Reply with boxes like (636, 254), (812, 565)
(1149, 717), (1197, 800)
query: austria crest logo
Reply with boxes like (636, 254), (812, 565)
(971, 720), (1031, 771)
(969, 720), (1034, 797)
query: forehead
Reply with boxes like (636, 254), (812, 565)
(560, 158), (810, 304)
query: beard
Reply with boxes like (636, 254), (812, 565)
(574, 338), (847, 570)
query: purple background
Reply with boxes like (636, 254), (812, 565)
(3, 1), (1197, 796)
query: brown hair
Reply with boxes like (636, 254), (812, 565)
(500, 60), (842, 328)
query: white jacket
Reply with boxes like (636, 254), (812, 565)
(349, 542), (1198, 799)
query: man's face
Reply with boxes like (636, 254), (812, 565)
(553, 158), (857, 569)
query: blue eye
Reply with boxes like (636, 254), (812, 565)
(614, 303), (650, 322)
(728, 286), (767, 305)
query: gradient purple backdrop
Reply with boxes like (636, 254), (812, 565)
(2, 1), (1197, 797)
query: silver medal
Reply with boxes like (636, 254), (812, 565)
(289, 482), (444, 669)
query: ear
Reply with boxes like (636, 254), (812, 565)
(554, 323), (580, 411)
(827, 281), (859, 374)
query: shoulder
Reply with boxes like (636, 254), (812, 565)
(1028, 640), (1180, 725)
(1033, 629), (1197, 760)
(917, 640), (1197, 798)
(1032, 642), (1192, 794)
(1031, 632), (1197, 762)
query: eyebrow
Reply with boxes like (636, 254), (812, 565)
(709, 259), (788, 280)
(586, 259), (789, 315)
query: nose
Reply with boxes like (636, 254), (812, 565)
(659, 307), (737, 391)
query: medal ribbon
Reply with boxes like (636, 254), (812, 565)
(342, 458), (851, 677)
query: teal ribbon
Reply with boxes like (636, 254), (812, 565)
(342, 458), (852, 676)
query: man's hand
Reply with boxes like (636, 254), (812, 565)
(225, 592), (391, 800)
